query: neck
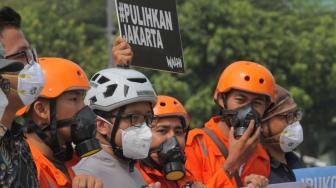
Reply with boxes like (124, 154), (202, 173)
(96, 133), (117, 158)
(1, 107), (16, 129)
(266, 144), (287, 164)
(217, 120), (230, 137)
(26, 132), (55, 160)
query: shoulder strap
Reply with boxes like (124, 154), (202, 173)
(202, 127), (243, 188)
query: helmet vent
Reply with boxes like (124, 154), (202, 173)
(259, 78), (264, 84)
(127, 78), (147, 83)
(91, 73), (100, 81)
(89, 96), (97, 104)
(160, 102), (166, 106)
(173, 101), (177, 104)
(98, 76), (110, 84)
(244, 75), (250, 81)
(124, 85), (129, 97)
(104, 84), (117, 98)
(77, 70), (82, 76)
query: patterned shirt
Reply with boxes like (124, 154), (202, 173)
(0, 122), (39, 188)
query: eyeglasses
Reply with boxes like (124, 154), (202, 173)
(113, 113), (154, 127)
(5, 48), (37, 65)
(277, 109), (303, 124)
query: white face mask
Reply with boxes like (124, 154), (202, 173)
(0, 88), (8, 122)
(279, 121), (304, 152)
(17, 61), (45, 105)
(121, 122), (152, 159)
(0, 84), (9, 136)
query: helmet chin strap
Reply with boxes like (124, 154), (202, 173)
(26, 99), (72, 161)
(218, 93), (234, 127)
(109, 106), (134, 164)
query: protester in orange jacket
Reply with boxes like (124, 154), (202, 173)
(17, 58), (102, 188)
(136, 95), (205, 188)
(185, 61), (274, 188)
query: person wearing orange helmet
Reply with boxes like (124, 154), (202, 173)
(135, 95), (204, 188)
(17, 57), (102, 188)
(185, 61), (275, 188)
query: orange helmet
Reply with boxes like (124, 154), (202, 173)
(214, 61), (276, 103)
(16, 57), (89, 115)
(153, 95), (191, 129)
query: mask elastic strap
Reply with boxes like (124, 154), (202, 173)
(109, 105), (132, 162)
(47, 99), (67, 159)
(140, 156), (163, 172)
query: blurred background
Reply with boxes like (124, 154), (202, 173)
(2, 0), (336, 167)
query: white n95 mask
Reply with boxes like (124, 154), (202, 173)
(121, 122), (152, 159)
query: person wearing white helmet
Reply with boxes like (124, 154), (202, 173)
(73, 63), (161, 187)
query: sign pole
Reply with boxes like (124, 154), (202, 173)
(107, 0), (115, 67)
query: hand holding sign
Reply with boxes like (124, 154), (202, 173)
(112, 36), (133, 66)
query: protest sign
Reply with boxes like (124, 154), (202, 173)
(115, 0), (184, 73)
(294, 166), (336, 188)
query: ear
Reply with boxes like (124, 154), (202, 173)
(217, 93), (225, 108)
(96, 117), (111, 136)
(32, 100), (50, 121)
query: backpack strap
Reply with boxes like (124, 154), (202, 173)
(202, 127), (243, 187)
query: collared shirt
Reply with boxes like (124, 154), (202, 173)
(268, 152), (304, 184)
(73, 150), (147, 188)
(0, 122), (39, 188)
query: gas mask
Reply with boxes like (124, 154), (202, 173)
(264, 121), (303, 152)
(156, 136), (186, 181)
(222, 103), (261, 138)
(57, 105), (101, 158)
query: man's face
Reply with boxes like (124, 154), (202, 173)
(55, 90), (85, 147)
(225, 90), (268, 117)
(150, 117), (186, 164)
(114, 102), (153, 147)
(0, 27), (29, 58)
(261, 109), (301, 138)
(0, 27), (30, 110)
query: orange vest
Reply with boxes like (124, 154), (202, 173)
(185, 116), (270, 188)
(135, 161), (195, 188)
(27, 140), (78, 188)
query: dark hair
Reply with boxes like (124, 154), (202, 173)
(0, 6), (21, 33)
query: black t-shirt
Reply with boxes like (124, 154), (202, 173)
(269, 152), (305, 184)
(0, 121), (39, 188)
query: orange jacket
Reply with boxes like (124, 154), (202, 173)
(27, 140), (77, 188)
(185, 116), (270, 188)
(135, 161), (195, 188)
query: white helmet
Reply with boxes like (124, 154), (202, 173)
(85, 68), (157, 112)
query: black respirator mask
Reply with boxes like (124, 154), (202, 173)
(57, 105), (101, 158)
(156, 136), (186, 181)
(222, 103), (261, 138)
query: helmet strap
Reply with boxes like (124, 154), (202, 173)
(109, 105), (133, 162)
